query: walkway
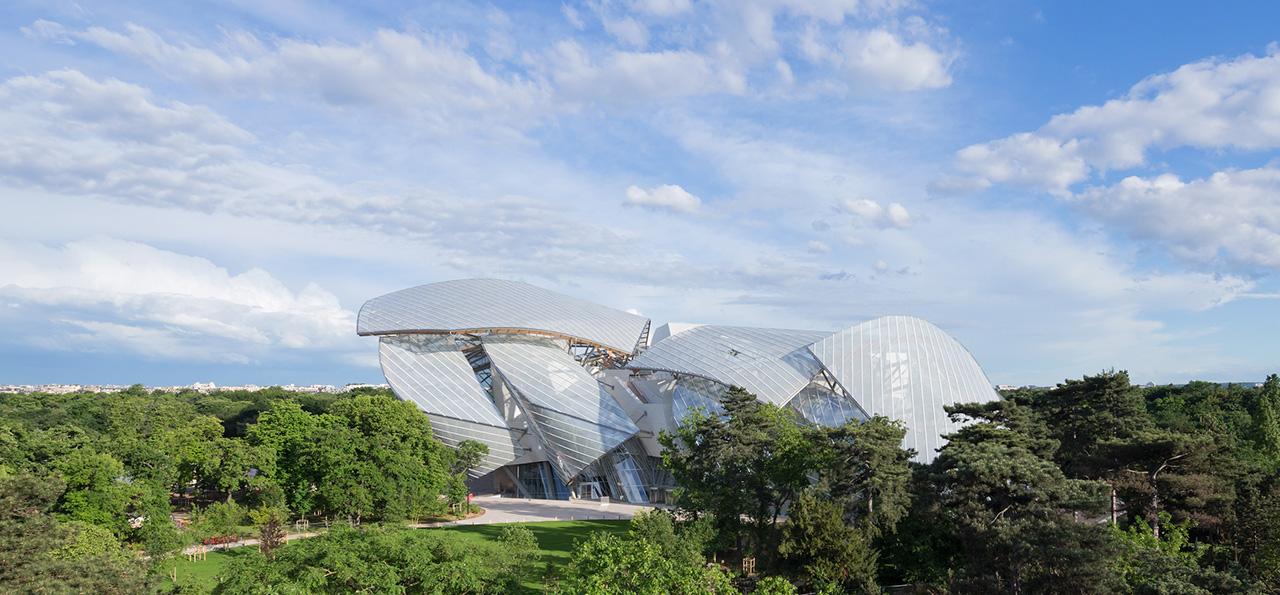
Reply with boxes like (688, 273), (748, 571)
(181, 495), (656, 555)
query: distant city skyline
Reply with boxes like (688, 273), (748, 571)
(2, 1), (1279, 386)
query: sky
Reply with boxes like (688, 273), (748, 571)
(1, 0), (1278, 387)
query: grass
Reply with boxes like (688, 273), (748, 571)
(152, 548), (253, 593)
(148, 519), (630, 593)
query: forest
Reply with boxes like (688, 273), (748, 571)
(1, 372), (1277, 593)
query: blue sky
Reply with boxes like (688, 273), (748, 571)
(1, 0), (1278, 386)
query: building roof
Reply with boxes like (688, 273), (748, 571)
(627, 325), (828, 406)
(357, 278), (650, 354)
(808, 315), (999, 462)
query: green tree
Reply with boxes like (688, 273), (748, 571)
(921, 402), (1122, 594)
(1112, 512), (1241, 594)
(1253, 375), (1280, 460)
(779, 490), (878, 593)
(133, 479), (182, 556)
(0, 474), (143, 593)
(451, 439), (489, 477)
(551, 531), (736, 595)
(54, 448), (131, 536)
(627, 509), (714, 569)
(814, 416), (912, 536)
(246, 400), (320, 515)
(660, 386), (817, 559)
(1029, 371), (1150, 524)
(753, 575), (798, 595)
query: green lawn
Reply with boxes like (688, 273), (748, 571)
(149, 519), (629, 593)
(152, 547), (254, 593)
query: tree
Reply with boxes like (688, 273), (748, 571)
(627, 509), (714, 569)
(53, 449), (130, 536)
(813, 416), (912, 536)
(1253, 375), (1280, 461)
(0, 474), (143, 593)
(247, 400), (320, 515)
(1111, 512), (1241, 594)
(133, 479), (182, 557)
(779, 490), (879, 594)
(1099, 429), (1230, 539)
(250, 505), (288, 559)
(659, 386), (818, 560)
(920, 403), (1122, 594)
(451, 439), (488, 477)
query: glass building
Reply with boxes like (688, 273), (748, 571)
(358, 279), (999, 502)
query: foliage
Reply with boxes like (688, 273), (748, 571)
(550, 530), (736, 595)
(249, 506), (289, 559)
(0, 474), (144, 593)
(191, 500), (248, 540)
(1111, 512), (1240, 594)
(813, 416), (913, 536)
(752, 575), (798, 595)
(660, 386), (818, 560)
(214, 524), (537, 594)
(779, 490), (878, 594)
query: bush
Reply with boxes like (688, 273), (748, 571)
(551, 531), (736, 595)
(214, 524), (536, 594)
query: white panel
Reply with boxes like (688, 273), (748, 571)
(378, 335), (522, 476)
(426, 414), (523, 478)
(483, 336), (639, 480)
(379, 335), (506, 427)
(358, 278), (649, 354)
(628, 325), (827, 405)
(482, 336), (639, 434)
(808, 316), (999, 463)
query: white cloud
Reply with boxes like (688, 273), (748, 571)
(0, 238), (356, 362)
(807, 240), (831, 254)
(545, 40), (746, 103)
(1076, 167), (1280, 269)
(28, 22), (549, 133)
(603, 16), (650, 47)
(949, 47), (1280, 194)
(833, 28), (952, 91)
(624, 184), (702, 214)
(839, 198), (911, 228)
(632, 0), (693, 17)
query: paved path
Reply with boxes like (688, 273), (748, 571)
(181, 495), (657, 555)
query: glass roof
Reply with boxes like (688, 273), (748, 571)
(627, 325), (827, 405)
(808, 315), (999, 463)
(358, 278), (650, 354)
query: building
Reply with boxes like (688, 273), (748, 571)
(357, 278), (999, 503)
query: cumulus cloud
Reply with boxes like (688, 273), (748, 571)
(623, 184), (702, 214)
(1075, 167), (1280, 269)
(0, 238), (356, 362)
(938, 47), (1280, 272)
(839, 198), (911, 228)
(833, 28), (952, 91)
(948, 47), (1280, 194)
